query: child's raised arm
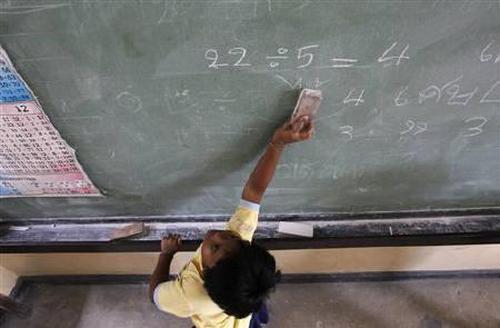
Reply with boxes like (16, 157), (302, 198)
(241, 115), (314, 204)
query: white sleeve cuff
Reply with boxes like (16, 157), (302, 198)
(239, 199), (260, 212)
(153, 285), (163, 310)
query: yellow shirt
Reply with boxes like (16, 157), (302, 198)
(154, 200), (260, 328)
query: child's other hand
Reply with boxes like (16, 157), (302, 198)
(271, 115), (314, 147)
(161, 234), (182, 255)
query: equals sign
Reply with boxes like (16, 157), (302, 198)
(330, 58), (358, 68)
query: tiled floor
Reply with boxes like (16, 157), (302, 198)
(2, 274), (500, 327)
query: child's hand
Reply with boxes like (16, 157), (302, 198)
(271, 115), (314, 147)
(161, 234), (182, 255)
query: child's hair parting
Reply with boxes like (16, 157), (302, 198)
(203, 241), (281, 318)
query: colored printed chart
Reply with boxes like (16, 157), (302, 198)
(0, 60), (32, 103)
(0, 46), (100, 197)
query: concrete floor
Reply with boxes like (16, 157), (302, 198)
(2, 275), (500, 328)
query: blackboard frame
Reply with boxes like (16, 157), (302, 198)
(2, 208), (500, 253)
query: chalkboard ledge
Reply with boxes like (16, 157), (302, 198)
(2, 209), (500, 253)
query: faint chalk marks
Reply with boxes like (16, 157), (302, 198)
(480, 80), (500, 103)
(292, 0), (312, 12)
(116, 91), (143, 113)
(157, 0), (178, 24)
(157, 1), (168, 24)
(252, 0), (272, 17)
(274, 74), (302, 89)
(214, 98), (236, 111)
(313, 77), (331, 89)
(274, 74), (331, 90)
(0, 3), (69, 15)
(213, 99), (236, 103)
(61, 100), (69, 114)
(175, 126), (190, 148)
(164, 88), (200, 114)
(432, 0), (444, 9)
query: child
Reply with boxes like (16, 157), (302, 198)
(149, 114), (314, 328)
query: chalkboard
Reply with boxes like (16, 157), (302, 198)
(1, 0), (500, 220)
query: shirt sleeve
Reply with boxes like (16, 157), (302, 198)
(226, 199), (260, 241)
(153, 276), (194, 318)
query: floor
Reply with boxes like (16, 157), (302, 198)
(2, 274), (500, 328)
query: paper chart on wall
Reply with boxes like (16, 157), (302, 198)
(0, 46), (101, 197)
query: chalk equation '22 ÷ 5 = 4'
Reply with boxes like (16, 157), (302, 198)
(205, 40), (500, 71)
(204, 42), (410, 70)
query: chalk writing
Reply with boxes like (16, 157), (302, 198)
(394, 86), (410, 107)
(297, 44), (319, 69)
(480, 41), (500, 64)
(446, 84), (478, 106)
(116, 91), (142, 113)
(343, 88), (365, 106)
(330, 57), (358, 68)
(274, 75), (303, 89)
(463, 116), (487, 137)
(480, 80), (500, 103)
(400, 120), (428, 136)
(164, 87), (199, 114)
(419, 75), (464, 104)
(277, 162), (315, 180)
(228, 47), (251, 67)
(339, 125), (353, 140)
(205, 47), (251, 68)
(387, 77), (499, 108)
(205, 49), (229, 69)
(200, 39), (500, 151)
(377, 42), (410, 67)
(274, 75), (331, 89)
(205, 41), (409, 70)
(266, 48), (289, 68)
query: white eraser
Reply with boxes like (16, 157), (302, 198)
(278, 221), (314, 238)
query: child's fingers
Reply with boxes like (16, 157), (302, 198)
(294, 115), (310, 125)
(300, 119), (313, 133)
(291, 116), (310, 132)
(292, 121), (304, 132)
(293, 114), (309, 122)
(298, 119), (313, 134)
(162, 234), (181, 241)
(300, 127), (314, 140)
(308, 128), (315, 139)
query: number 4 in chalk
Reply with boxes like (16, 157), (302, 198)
(378, 42), (410, 67)
(343, 88), (365, 106)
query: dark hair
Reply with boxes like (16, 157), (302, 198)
(203, 241), (281, 318)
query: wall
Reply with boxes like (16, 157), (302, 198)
(0, 266), (18, 295)
(1, 244), (500, 295)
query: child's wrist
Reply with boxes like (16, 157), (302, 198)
(160, 250), (176, 256)
(269, 140), (285, 151)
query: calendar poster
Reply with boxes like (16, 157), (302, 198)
(0, 46), (101, 197)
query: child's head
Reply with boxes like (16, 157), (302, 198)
(201, 230), (281, 318)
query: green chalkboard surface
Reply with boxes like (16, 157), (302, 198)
(1, 0), (500, 219)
